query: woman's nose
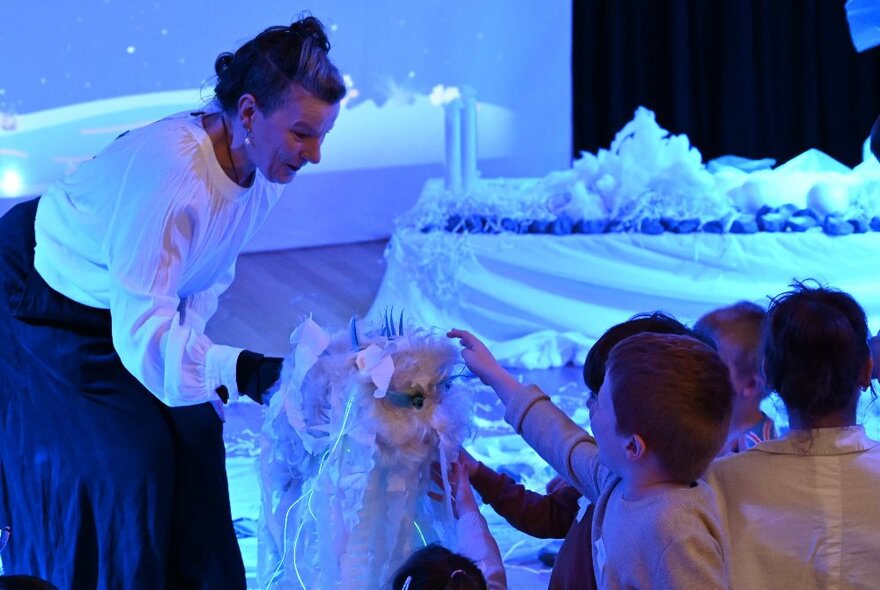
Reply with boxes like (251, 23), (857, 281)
(303, 139), (321, 164)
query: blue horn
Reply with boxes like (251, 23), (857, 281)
(349, 315), (360, 350)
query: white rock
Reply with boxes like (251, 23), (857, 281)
(713, 167), (748, 196)
(594, 173), (616, 195)
(564, 180), (606, 218)
(806, 180), (851, 217)
(728, 174), (782, 213)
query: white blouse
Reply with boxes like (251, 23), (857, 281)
(34, 110), (283, 407)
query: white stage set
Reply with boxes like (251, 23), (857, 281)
(371, 106), (880, 370)
(4, 1), (880, 588)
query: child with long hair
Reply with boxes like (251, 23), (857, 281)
(708, 283), (880, 589)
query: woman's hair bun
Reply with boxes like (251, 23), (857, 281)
(289, 16), (331, 53)
(214, 52), (234, 78)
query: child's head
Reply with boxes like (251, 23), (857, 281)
(391, 543), (487, 590)
(598, 332), (733, 483)
(763, 283), (873, 427)
(583, 312), (696, 396)
(695, 301), (768, 402)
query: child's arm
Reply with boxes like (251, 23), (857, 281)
(654, 533), (728, 589)
(449, 329), (605, 501)
(451, 462), (508, 590)
(461, 448), (580, 538)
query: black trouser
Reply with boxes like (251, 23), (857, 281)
(0, 199), (244, 589)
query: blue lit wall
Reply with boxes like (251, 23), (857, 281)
(0, 1), (572, 249)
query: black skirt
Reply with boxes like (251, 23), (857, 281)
(0, 199), (245, 589)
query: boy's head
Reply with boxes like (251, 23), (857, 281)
(597, 332), (733, 483)
(694, 301), (768, 403)
(583, 312), (697, 396)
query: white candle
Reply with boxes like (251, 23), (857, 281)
(460, 86), (478, 193)
(444, 98), (462, 193)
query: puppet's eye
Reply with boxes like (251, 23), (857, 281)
(411, 394), (425, 410)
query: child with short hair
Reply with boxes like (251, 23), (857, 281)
(449, 329), (734, 589)
(461, 312), (697, 590)
(695, 301), (778, 454)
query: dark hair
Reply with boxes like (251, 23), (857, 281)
(391, 543), (487, 590)
(694, 301), (767, 397)
(213, 15), (346, 114)
(763, 282), (871, 424)
(607, 332), (733, 482)
(0, 576), (60, 590)
(583, 312), (695, 394)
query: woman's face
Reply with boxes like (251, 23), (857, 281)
(246, 85), (340, 184)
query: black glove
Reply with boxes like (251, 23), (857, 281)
(215, 350), (283, 404)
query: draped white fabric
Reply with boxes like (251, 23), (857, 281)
(370, 228), (880, 368)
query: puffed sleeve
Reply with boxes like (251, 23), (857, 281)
(185, 262), (236, 333)
(103, 137), (242, 406)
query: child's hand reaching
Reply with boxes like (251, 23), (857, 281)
(448, 328), (523, 405)
(427, 460), (480, 519)
(447, 329), (508, 388)
(449, 461), (480, 518)
(457, 447), (480, 478)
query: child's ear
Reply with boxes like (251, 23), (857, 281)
(624, 434), (647, 461)
(870, 336), (880, 381)
(741, 374), (762, 400)
(859, 353), (873, 391)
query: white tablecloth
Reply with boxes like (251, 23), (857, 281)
(369, 229), (880, 368)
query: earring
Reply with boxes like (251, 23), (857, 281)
(244, 129), (252, 146)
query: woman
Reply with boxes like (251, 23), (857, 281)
(707, 283), (880, 589)
(0, 15), (344, 589)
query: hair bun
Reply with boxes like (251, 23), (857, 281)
(214, 52), (234, 78)
(289, 16), (331, 53)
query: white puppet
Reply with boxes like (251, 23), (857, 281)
(259, 315), (475, 590)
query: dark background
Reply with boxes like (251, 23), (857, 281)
(572, 0), (880, 167)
